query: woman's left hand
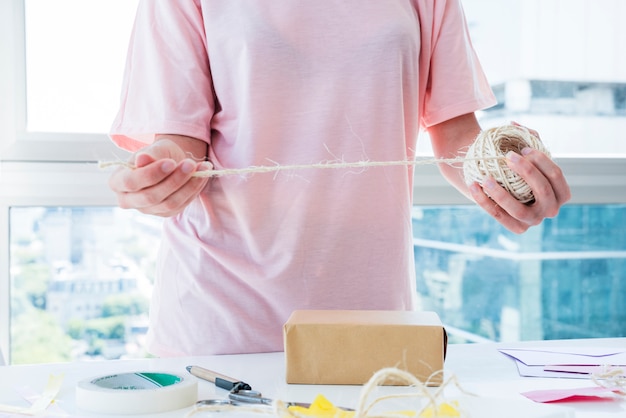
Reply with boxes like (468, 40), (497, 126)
(469, 143), (571, 234)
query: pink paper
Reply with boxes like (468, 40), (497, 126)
(522, 386), (622, 403)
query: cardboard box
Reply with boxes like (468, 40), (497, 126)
(284, 310), (447, 386)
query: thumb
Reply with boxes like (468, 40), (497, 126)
(134, 152), (157, 168)
(133, 140), (177, 168)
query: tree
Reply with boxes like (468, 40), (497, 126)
(101, 294), (148, 317)
(11, 309), (73, 364)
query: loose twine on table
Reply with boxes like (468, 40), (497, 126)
(186, 367), (474, 418)
(99, 124), (549, 203)
(185, 365), (626, 418)
(592, 367), (626, 396)
(322, 367), (473, 418)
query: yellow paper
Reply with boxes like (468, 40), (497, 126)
(0, 374), (63, 416)
(287, 395), (461, 418)
(419, 401), (461, 417)
(288, 394), (355, 418)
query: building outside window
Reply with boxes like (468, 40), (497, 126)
(10, 207), (160, 363)
(412, 204), (626, 343)
(412, 0), (626, 343)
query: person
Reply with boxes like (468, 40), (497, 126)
(108, 0), (570, 356)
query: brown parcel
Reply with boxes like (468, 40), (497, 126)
(284, 310), (447, 386)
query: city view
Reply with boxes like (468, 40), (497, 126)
(10, 208), (160, 363)
(9, 202), (626, 363)
(413, 204), (626, 343)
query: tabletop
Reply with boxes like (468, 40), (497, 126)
(1, 338), (625, 417)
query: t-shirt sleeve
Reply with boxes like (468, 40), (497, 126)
(416, 0), (497, 128)
(109, 0), (215, 152)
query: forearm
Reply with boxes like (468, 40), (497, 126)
(427, 113), (482, 200)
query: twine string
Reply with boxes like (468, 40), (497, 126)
(463, 124), (551, 204)
(186, 367), (474, 418)
(592, 366), (626, 396)
(185, 365), (625, 417)
(98, 155), (505, 178)
(99, 124), (550, 203)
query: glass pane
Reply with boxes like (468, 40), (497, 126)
(412, 204), (626, 343)
(22, 0), (626, 157)
(24, 0), (138, 134)
(415, 0), (626, 157)
(10, 207), (160, 364)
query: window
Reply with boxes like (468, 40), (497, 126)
(10, 207), (160, 363)
(0, 0), (138, 162)
(0, 0), (140, 363)
(412, 204), (626, 343)
(24, 0), (137, 134)
(414, 0), (626, 159)
(411, 0), (626, 343)
(1, 0), (625, 363)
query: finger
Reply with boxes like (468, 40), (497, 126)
(153, 163), (209, 213)
(510, 121), (541, 140)
(123, 159), (206, 211)
(129, 159), (196, 206)
(138, 139), (186, 162)
(504, 150), (561, 222)
(515, 148), (571, 206)
(135, 152), (156, 168)
(148, 177), (209, 217)
(109, 158), (177, 194)
(469, 182), (529, 234)
(481, 173), (539, 218)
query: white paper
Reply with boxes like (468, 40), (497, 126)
(499, 346), (626, 379)
(513, 361), (592, 379)
(499, 347), (626, 366)
(454, 397), (574, 418)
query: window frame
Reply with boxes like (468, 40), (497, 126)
(1, 0), (625, 362)
(0, 0), (122, 163)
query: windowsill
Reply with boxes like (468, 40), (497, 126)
(411, 157), (626, 205)
(0, 133), (127, 163)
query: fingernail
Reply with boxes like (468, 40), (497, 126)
(199, 161), (214, 171)
(181, 160), (195, 174)
(521, 147), (533, 156)
(469, 183), (481, 194)
(506, 151), (520, 163)
(484, 177), (497, 190)
(161, 160), (175, 173)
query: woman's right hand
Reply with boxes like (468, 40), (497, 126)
(108, 136), (212, 217)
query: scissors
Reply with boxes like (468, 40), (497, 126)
(196, 388), (314, 409)
(187, 365), (351, 410)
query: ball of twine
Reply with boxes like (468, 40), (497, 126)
(463, 124), (551, 204)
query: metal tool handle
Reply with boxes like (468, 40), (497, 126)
(229, 390), (273, 405)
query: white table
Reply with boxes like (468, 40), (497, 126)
(1, 338), (624, 417)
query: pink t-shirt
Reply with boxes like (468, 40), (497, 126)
(111, 0), (495, 356)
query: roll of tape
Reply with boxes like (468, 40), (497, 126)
(75, 371), (197, 414)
